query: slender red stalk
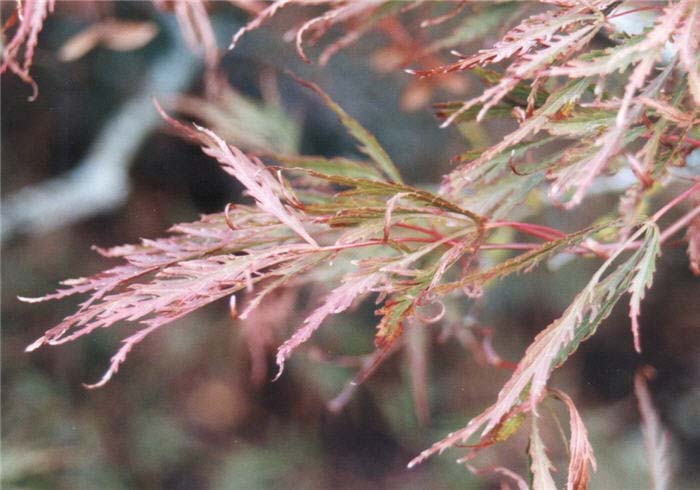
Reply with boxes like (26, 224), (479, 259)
(652, 181), (700, 222)
(488, 221), (566, 240)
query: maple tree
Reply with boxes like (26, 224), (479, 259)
(4, 1), (699, 487)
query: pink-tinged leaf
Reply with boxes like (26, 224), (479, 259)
(634, 366), (674, 490)
(409, 222), (657, 469)
(410, 5), (605, 79)
(407, 406), (525, 469)
(290, 74), (403, 184)
(529, 415), (558, 490)
(550, 390), (596, 490)
(406, 325), (430, 426)
(26, 240), (319, 355)
(1, 0), (55, 100)
(627, 224), (660, 352)
(686, 209), (700, 276)
(155, 101), (318, 246)
(83, 323), (161, 388)
(383, 192), (408, 242)
(229, 0), (295, 50)
(168, 0), (219, 77)
(274, 271), (386, 379)
(677, 4), (700, 105)
(408, 1), (614, 128)
(295, 1), (381, 64)
(438, 22), (601, 126)
(196, 125), (318, 246)
(549, 2), (687, 81)
(419, 1), (467, 29)
(547, 122), (625, 208)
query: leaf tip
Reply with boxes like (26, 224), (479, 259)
(17, 295), (42, 304)
(25, 337), (45, 352)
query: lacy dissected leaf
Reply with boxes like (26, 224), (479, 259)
(275, 224), (471, 380)
(528, 415), (557, 490)
(1, 0), (55, 100)
(686, 210), (700, 276)
(154, 0), (218, 76)
(228, 0), (297, 49)
(270, 154), (384, 180)
(202, 129), (318, 246)
(409, 221), (657, 468)
(550, 389), (597, 490)
(18, 209), (288, 305)
(412, 3), (606, 77)
(432, 1), (695, 212)
(421, 3), (520, 57)
(544, 107), (617, 137)
(442, 78), (590, 194)
(543, 3), (692, 206)
(174, 82), (301, 154)
(274, 270), (387, 378)
(230, 0), (401, 66)
(27, 241), (328, 386)
(547, 60), (675, 208)
(22, 107), (336, 384)
(549, 2), (688, 85)
(156, 101), (318, 246)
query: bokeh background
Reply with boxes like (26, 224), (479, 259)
(2, 2), (699, 489)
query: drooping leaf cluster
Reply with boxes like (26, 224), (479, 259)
(6, 1), (699, 487)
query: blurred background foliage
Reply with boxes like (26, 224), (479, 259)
(2, 2), (699, 489)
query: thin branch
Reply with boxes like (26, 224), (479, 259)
(1, 18), (198, 243)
